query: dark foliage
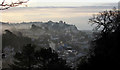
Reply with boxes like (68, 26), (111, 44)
(35, 48), (72, 70)
(9, 44), (37, 70)
(2, 30), (32, 51)
(9, 44), (71, 70)
(77, 8), (120, 70)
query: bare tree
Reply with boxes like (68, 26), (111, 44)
(0, 0), (29, 10)
(89, 8), (120, 33)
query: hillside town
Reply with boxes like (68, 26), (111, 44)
(2, 21), (93, 68)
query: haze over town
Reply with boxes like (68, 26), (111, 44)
(0, 0), (119, 30)
(1, 0), (120, 70)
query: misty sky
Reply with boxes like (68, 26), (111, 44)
(26, 0), (119, 7)
(0, 0), (119, 30)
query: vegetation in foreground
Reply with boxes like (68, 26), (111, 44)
(2, 8), (120, 70)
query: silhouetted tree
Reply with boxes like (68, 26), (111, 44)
(77, 8), (120, 70)
(89, 7), (120, 33)
(9, 44), (71, 70)
(35, 48), (72, 70)
(9, 44), (37, 70)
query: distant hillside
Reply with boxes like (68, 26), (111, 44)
(1, 21), (78, 32)
(2, 30), (32, 51)
(31, 21), (79, 33)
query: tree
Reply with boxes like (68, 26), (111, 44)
(35, 48), (72, 70)
(9, 44), (71, 70)
(9, 44), (37, 70)
(0, 0), (29, 10)
(89, 7), (120, 33)
(77, 8), (120, 70)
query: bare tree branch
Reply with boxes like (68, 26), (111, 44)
(0, 0), (29, 10)
(89, 8), (120, 33)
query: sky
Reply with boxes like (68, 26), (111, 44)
(29, 0), (119, 2)
(26, 0), (119, 7)
(0, 0), (119, 7)
(0, 0), (119, 30)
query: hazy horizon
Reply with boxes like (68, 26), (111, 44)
(0, 1), (119, 30)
